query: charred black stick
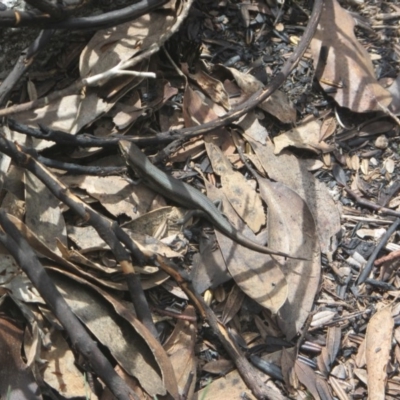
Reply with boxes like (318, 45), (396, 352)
(0, 0), (168, 29)
(0, 29), (54, 106)
(0, 211), (139, 400)
(0, 133), (158, 339)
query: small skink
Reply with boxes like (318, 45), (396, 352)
(119, 140), (295, 259)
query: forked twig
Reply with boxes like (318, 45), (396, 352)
(0, 0), (194, 118)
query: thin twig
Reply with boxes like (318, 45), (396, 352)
(344, 185), (400, 218)
(6, 119), (186, 146)
(374, 249), (400, 266)
(0, 29), (54, 106)
(0, 0), (195, 118)
(0, 44), (160, 117)
(356, 218), (400, 285)
(19, 144), (126, 175)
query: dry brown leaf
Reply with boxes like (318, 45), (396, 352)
(274, 120), (335, 154)
(202, 359), (234, 375)
(326, 327), (342, 366)
(62, 175), (155, 220)
(205, 181), (288, 314)
(388, 74), (400, 114)
(351, 154), (360, 171)
(361, 158), (369, 175)
(56, 240), (116, 274)
(122, 206), (187, 238)
(14, 2), (185, 134)
(112, 90), (143, 129)
(385, 158), (395, 174)
(354, 367), (368, 385)
(1, 190), (25, 220)
(50, 271), (178, 398)
(129, 78), (179, 118)
(317, 347), (331, 377)
(311, 310), (337, 327)
(182, 62), (230, 110)
(320, 116), (337, 141)
(80, 2), (177, 77)
(41, 330), (96, 398)
(168, 136), (209, 163)
(5, 212), (167, 293)
(23, 319), (41, 368)
(3, 214), (129, 291)
(205, 140), (265, 233)
(256, 178), (320, 339)
(259, 90), (297, 124)
(182, 85), (220, 126)
(25, 171), (67, 257)
(359, 120), (395, 137)
(164, 306), (197, 398)
(190, 232), (231, 294)
(294, 360), (321, 399)
(0, 318), (42, 400)
(323, 152), (332, 168)
(247, 136), (341, 257)
(345, 154), (352, 170)
(317, 326), (342, 377)
(1, 163), (24, 200)
(305, 159), (325, 171)
(280, 347), (297, 391)
(48, 267), (179, 400)
(194, 367), (286, 400)
(226, 66), (296, 123)
(193, 369), (257, 400)
(101, 365), (152, 400)
(67, 224), (183, 260)
(237, 111), (269, 145)
(159, 101), (185, 132)
(316, 377), (334, 400)
(5, 276), (45, 305)
(366, 305), (394, 400)
(14, 92), (110, 135)
(64, 225), (109, 252)
(221, 285), (245, 325)
(310, 0), (392, 112)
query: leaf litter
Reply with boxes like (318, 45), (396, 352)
(0, 0), (400, 399)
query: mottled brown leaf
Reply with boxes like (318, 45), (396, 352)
(366, 305), (394, 400)
(256, 178), (320, 339)
(310, 0), (392, 112)
(0, 318), (42, 400)
(205, 181), (288, 313)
